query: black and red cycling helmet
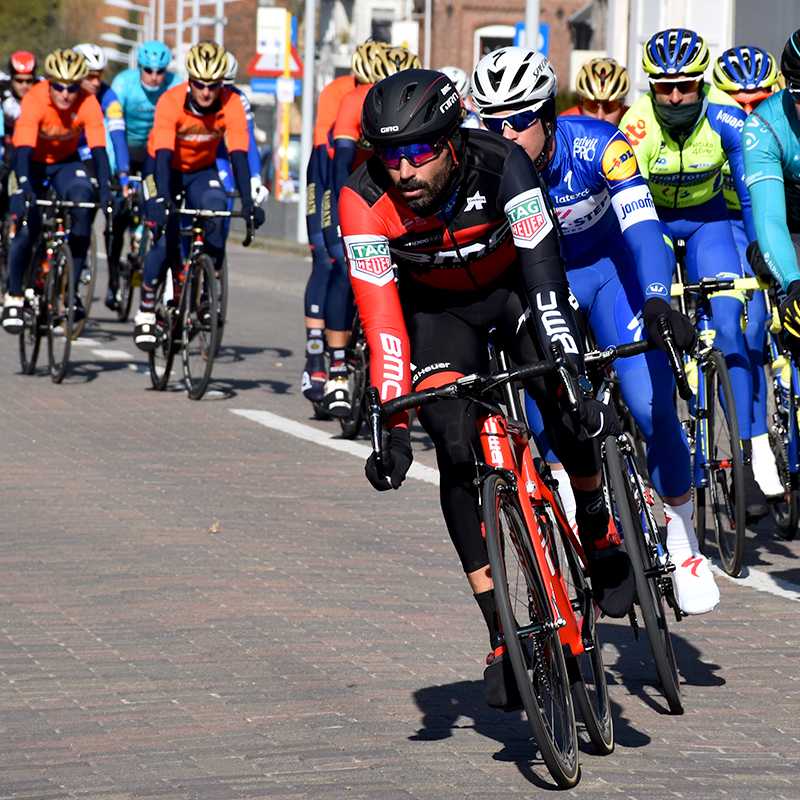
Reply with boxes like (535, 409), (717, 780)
(8, 51), (36, 77)
(362, 68), (462, 147)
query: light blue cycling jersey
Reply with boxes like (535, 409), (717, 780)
(78, 83), (129, 176)
(110, 67), (179, 151)
(743, 89), (800, 290)
(541, 115), (673, 299)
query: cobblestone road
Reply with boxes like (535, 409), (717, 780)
(1, 242), (799, 799)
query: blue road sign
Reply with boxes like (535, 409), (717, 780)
(513, 22), (550, 55)
(250, 77), (303, 96)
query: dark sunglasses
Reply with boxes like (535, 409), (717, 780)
(142, 67), (166, 75)
(50, 81), (80, 94)
(652, 78), (702, 95)
(190, 78), (222, 91)
(582, 98), (623, 114)
(482, 109), (541, 134)
(12, 76), (34, 84)
(376, 140), (445, 169)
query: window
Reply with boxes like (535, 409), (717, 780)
(474, 24), (515, 64)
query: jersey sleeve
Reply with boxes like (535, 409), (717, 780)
(708, 101), (754, 240)
(332, 90), (362, 142)
(599, 130), (675, 300)
(11, 92), (43, 149)
(339, 185), (411, 425)
(499, 144), (584, 369)
(102, 88), (130, 174)
(80, 95), (108, 150)
(222, 90), (249, 153)
(151, 91), (179, 153)
(743, 111), (800, 289)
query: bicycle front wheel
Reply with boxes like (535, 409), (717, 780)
(696, 349), (746, 577)
(19, 294), (43, 375)
(46, 245), (75, 384)
(482, 473), (580, 788)
(768, 354), (799, 540)
(339, 326), (368, 439)
(213, 258), (228, 357)
(180, 254), (218, 400)
(73, 228), (97, 337)
(148, 281), (176, 391)
(604, 435), (683, 714)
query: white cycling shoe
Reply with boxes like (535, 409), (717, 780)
(133, 310), (157, 352)
(671, 553), (720, 615)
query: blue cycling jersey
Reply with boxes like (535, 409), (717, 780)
(743, 89), (800, 290)
(78, 83), (129, 176)
(110, 68), (179, 151)
(541, 116), (674, 300)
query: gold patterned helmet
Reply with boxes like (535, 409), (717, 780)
(44, 49), (88, 83)
(186, 41), (228, 82)
(575, 58), (629, 102)
(370, 45), (421, 81)
(352, 41), (383, 84)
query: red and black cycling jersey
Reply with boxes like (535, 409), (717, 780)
(339, 128), (583, 413)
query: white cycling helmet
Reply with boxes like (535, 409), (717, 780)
(73, 43), (108, 72)
(471, 46), (557, 115)
(438, 66), (469, 98)
(224, 51), (238, 85)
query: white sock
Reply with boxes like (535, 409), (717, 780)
(665, 499), (699, 561)
(551, 467), (577, 532)
(751, 433), (784, 497)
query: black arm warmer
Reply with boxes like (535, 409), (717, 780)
(230, 150), (252, 209)
(91, 147), (112, 199)
(154, 149), (173, 198)
(14, 145), (32, 182)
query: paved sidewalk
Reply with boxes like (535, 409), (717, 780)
(0, 244), (798, 799)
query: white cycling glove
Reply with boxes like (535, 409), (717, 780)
(251, 176), (269, 206)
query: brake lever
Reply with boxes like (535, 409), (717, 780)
(657, 316), (693, 401)
(242, 214), (254, 247)
(367, 387), (385, 477)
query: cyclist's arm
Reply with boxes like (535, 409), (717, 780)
(331, 139), (356, 198)
(151, 93), (179, 196)
(601, 132), (674, 300)
(232, 89), (262, 188)
(339, 184), (411, 427)
(712, 102), (755, 241)
(743, 111), (800, 289)
(330, 89), (362, 197)
(82, 96), (112, 203)
(222, 91), (253, 206)
(103, 89), (130, 182)
(11, 97), (42, 186)
(499, 145), (585, 371)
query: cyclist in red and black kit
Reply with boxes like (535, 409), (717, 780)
(340, 69), (632, 709)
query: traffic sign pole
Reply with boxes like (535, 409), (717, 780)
(297, 0), (316, 243)
(277, 12), (293, 201)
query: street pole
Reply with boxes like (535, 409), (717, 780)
(423, 0), (431, 67)
(277, 11), (292, 200)
(296, 0), (316, 243)
(215, 0), (224, 44)
(525, 0), (540, 49)
(157, 0), (165, 40)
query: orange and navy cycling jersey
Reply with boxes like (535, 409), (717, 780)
(12, 80), (105, 164)
(339, 129), (574, 404)
(149, 82), (249, 172)
(314, 74), (357, 158)
(332, 82), (373, 171)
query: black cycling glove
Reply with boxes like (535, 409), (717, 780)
(365, 427), (413, 491)
(576, 396), (621, 441)
(643, 298), (696, 353)
(780, 280), (800, 357)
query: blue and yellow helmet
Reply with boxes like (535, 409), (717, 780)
(713, 46), (779, 92)
(642, 28), (709, 78)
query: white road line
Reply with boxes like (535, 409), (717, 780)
(73, 337), (102, 347)
(230, 408), (439, 485)
(232, 407), (800, 605)
(91, 348), (136, 360)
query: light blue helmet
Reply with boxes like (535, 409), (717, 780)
(137, 40), (171, 71)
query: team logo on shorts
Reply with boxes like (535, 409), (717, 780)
(602, 139), (637, 182)
(504, 188), (553, 249)
(345, 235), (394, 286)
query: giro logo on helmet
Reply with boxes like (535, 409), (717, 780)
(380, 125), (400, 133)
(439, 91), (458, 113)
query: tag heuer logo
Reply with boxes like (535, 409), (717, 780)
(507, 195), (546, 241)
(464, 191), (486, 212)
(345, 235), (394, 286)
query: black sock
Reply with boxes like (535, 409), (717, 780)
(474, 589), (502, 650)
(574, 486), (608, 543)
(306, 328), (324, 358)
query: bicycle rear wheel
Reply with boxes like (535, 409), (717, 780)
(482, 472), (580, 788)
(696, 349), (746, 577)
(604, 435), (683, 714)
(339, 324), (368, 439)
(73, 228), (97, 337)
(549, 510), (613, 754)
(148, 281), (176, 391)
(213, 258), (228, 357)
(46, 245), (75, 384)
(180, 253), (218, 400)
(768, 354), (799, 540)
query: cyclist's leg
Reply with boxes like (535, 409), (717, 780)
(50, 160), (95, 296)
(302, 148), (332, 401)
(320, 186), (354, 413)
(733, 218), (783, 497)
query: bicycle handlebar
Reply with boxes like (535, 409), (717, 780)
(33, 199), (99, 209)
(671, 276), (768, 296)
(176, 207), (255, 247)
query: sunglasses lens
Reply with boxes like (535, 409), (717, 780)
(482, 110), (538, 133)
(482, 117), (505, 134)
(378, 142), (440, 169)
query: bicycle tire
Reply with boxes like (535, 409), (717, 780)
(604, 435), (683, 714)
(19, 296), (44, 375)
(148, 280), (176, 391)
(550, 512), (613, 754)
(696, 349), (746, 577)
(482, 472), (580, 788)
(768, 354), (799, 540)
(73, 228), (97, 338)
(180, 253), (218, 400)
(339, 326), (368, 439)
(46, 245), (75, 384)
(213, 258), (228, 357)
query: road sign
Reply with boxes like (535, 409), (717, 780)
(513, 21), (550, 55)
(247, 46), (303, 78)
(250, 77), (302, 96)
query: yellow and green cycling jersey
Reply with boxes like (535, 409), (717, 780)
(619, 84), (753, 236)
